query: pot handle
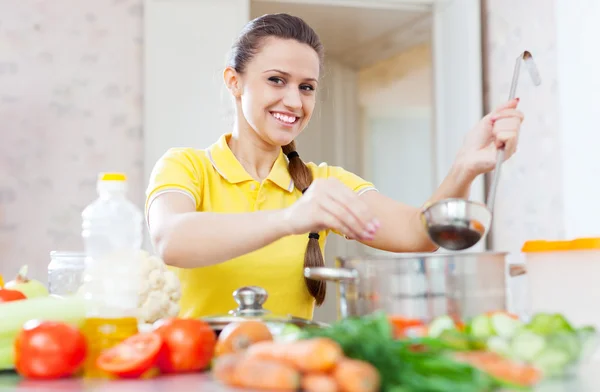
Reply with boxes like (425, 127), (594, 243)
(509, 263), (527, 277)
(304, 267), (359, 282)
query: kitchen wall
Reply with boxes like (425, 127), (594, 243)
(0, 0), (144, 281)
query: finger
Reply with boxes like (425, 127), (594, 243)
(493, 98), (520, 113)
(320, 211), (357, 240)
(491, 109), (525, 123)
(319, 197), (370, 240)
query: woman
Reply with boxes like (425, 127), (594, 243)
(146, 13), (524, 320)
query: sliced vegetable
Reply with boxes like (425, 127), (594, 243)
(531, 347), (572, 378)
(96, 332), (163, 378)
(490, 313), (523, 339)
(428, 315), (456, 338)
(509, 330), (546, 362)
(469, 315), (494, 339)
(274, 323), (302, 343)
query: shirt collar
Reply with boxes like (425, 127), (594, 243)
(207, 134), (295, 192)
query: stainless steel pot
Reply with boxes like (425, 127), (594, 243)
(305, 252), (526, 323)
(201, 286), (328, 336)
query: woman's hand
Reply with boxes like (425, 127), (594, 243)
(456, 98), (525, 177)
(282, 178), (380, 241)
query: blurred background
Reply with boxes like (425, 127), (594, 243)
(1, 0), (598, 321)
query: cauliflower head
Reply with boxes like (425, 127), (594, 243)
(138, 251), (182, 324)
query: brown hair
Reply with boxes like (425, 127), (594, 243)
(228, 14), (327, 305)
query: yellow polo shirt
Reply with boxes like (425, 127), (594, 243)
(145, 134), (376, 320)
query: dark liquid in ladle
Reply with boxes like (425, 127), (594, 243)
(428, 225), (483, 251)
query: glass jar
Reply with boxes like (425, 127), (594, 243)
(48, 251), (86, 296)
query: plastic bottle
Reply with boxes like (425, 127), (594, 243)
(80, 172), (143, 378)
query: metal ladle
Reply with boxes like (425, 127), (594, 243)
(422, 51), (542, 251)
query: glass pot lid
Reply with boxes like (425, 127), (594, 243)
(201, 286), (327, 330)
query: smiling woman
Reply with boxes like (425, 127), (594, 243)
(145, 13), (526, 321)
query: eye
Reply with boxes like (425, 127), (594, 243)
(300, 84), (315, 92)
(268, 76), (284, 85)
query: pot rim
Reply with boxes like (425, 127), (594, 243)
(337, 251), (508, 262)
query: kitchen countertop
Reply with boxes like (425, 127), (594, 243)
(2, 361), (600, 391)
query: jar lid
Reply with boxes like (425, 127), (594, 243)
(201, 286), (327, 331)
(522, 237), (600, 253)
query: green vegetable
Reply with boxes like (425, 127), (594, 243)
(526, 313), (574, 335)
(428, 316), (456, 338)
(0, 296), (86, 370)
(510, 330), (546, 362)
(469, 315), (494, 339)
(490, 313), (523, 339)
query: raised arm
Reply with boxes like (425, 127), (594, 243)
(356, 98), (524, 253)
(358, 161), (472, 253)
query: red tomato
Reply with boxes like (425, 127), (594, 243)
(153, 318), (217, 373)
(14, 320), (87, 380)
(96, 332), (163, 378)
(0, 288), (26, 302)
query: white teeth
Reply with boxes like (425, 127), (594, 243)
(272, 112), (297, 124)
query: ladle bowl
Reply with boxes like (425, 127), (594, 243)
(422, 198), (492, 251)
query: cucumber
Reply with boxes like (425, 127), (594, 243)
(438, 330), (471, 351)
(274, 323), (302, 342)
(0, 296), (86, 333)
(532, 347), (572, 377)
(491, 313), (523, 339)
(0, 296), (86, 370)
(469, 315), (494, 339)
(487, 336), (511, 357)
(428, 315), (456, 338)
(546, 332), (582, 361)
(510, 331), (546, 362)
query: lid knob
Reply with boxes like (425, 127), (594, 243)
(231, 286), (269, 316)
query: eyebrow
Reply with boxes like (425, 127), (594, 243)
(263, 69), (318, 83)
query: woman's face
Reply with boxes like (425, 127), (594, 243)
(233, 37), (320, 147)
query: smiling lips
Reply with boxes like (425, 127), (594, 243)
(271, 111), (299, 126)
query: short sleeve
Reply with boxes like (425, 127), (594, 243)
(323, 164), (378, 196)
(145, 148), (204, 216)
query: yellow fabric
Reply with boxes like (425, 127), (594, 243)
(145, 134), (376, 320)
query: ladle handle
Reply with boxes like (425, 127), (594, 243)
(487, 52), (537, 212)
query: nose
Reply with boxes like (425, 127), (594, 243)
(282, 86), (302, 111)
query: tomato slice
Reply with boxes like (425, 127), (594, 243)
(96, 332), (163, 378)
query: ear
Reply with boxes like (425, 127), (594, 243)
(223, 66), (242, 98)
